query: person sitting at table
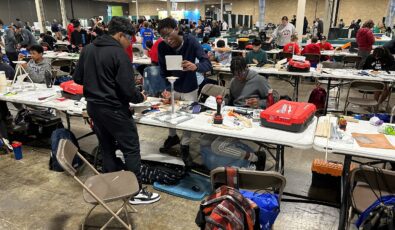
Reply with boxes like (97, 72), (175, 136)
(18, 45), (51, 84)
(228, 56), (271, 109)
(39, 32), (57, 50)
(0, 52), (15, 133)
(363, 46), (395, 105)
(211, 39), (232, 65)
(201, 36), (212, 53)
(282, 34), (301, 55)
(244, 39), (267, 65)
(302, 36), (321, 67)
(319, 36), (333, 51)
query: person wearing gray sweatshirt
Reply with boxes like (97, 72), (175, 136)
(19, 45), (51, 84)
(268, 16), (296, 48)
(15, 26), (38, 48)
(3, 26), (18, 69)
(228, 56), (271, 109)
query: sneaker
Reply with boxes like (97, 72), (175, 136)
(129, 187), (161, 205)
(159, 135), (180, 153)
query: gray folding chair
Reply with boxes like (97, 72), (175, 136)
(319, 61), (348, 107)
(210, 167), (286, 201)
(344, 80), (385, 114)
(343, 56), (362, 69)
(198, 84), (227, 103)
(51, 59), (73, 78)
(346, 166), (395, 228)
(56, 139), (139, 230)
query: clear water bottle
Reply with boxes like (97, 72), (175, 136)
(0, 71), (7, 93)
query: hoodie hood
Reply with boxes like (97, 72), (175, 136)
(246, 69), (259, 81)
(93, 34), (122, 48)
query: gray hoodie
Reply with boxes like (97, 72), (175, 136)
(4, 29), (17, 53)
(26, 58), (51, 83)
(271, 23), (295, 46)
(19, 28), (38, 47)
(229, 69), (271, 109)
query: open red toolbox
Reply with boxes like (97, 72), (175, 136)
(260, 100), (316, 132)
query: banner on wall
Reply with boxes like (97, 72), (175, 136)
(158, 10), (200, 22)
(111, 6), (123, 17)
(258, 0), (265, 31)
(386, 0), (395, 28)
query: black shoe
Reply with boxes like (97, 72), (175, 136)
(181, 145), (194, 168)
(159, 135), (180, 153)
(255, 151), (266, 171)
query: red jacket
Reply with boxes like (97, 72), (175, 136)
(148, 38), (163, 64)
(319, 42), (333, 50)
(283, 42), (301, 55)
(302, 43), (321, 55)
(356, 28), (375, 52)
(67, 23), (74, 41)
(125, 35), (137, 63)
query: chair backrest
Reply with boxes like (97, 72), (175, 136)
(56, 45), (70, 52)
(198, 84), (227, 102)
(343, 56), (362, 69)
(133, 47), (144, 57)
(303, 53), (321, 62)
(321, 61), (344, 69)
(51, 59), (72, 68)
(210, 167), (286, 200)
(279, 52), (293, 60)
(350, 165), (395, 199)
(56, 139), (79, 176)
(349, 80), (385, 93)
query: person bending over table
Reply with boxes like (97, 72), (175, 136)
(73, 17), (160, 205)
(363, 46), (395, 105)
(228, 56), (271, 109)
(157, 17), (212, 167)
(244, 39), (267, 65)
(268, 16), (296, 49)
(211, 39), (232, 65)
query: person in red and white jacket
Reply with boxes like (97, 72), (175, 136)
(356, 19), (375, 68)
(319, 36), (333, 61)
(301, 37), (321, 67)
(283, 35), (301, 55)
(147, 37), (163, 65)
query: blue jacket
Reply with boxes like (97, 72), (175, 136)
(140, 28), (154, 49)
(158, 34), (212, 93)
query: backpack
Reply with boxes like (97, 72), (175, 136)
(195, 167), (260, 230)
(140, 160), (186, 185)
(355, 166), (395, 230)
(287, 59), (311, 72)
(308, 86), (327, 110)
(49, 128), (83, 172)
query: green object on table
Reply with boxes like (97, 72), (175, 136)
(384, 125), (395, 135)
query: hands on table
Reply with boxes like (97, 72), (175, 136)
(181, 60), (197, 71)
(245, 98), (259, 108)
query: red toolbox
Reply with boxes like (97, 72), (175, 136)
(60, 80), (84, 100)
(260, 100), (316, 132)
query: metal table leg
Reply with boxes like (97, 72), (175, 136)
(275, 145), (281, 172)
(338, 155), (352, 230)
(324, 78), (332, 115)
(65, 112), (71, 130)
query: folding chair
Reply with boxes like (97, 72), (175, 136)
(56, 44), (70, 53)
(56, 139), (139, 230)
(279, 51), (293, 60)
(51, 59), (73, 78)
(303, 53), (321, 64)
(198, 83), (227, 103)
(346, 166), (395, 228)
(210, 167), (286, 201)
(343, 80), (385, 114)
(343, 56), (362, 69)
(318, 61), (348, 108)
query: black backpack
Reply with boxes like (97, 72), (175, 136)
(140, 160), (186, 185)
(49, 128), (83, 172)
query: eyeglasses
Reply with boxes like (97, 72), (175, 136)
(161, 29), (176, 40)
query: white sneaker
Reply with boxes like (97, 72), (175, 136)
(129, 187), (161, 205)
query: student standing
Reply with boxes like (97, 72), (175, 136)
(73, 17), (160, 205)
(140, 21), (154, 50)
(157, 17), (212, 167)
(356, 20), (375, 68)
(70, 21), (89, 52)
(268, 16), (296, 48)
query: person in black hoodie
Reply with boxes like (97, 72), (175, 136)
(157, 17), (212, 167)
(73, 16), (160, 205)
(70, 21), (88, 52)
(363, 46), (395, 105)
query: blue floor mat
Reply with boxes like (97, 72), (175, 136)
(153, 172), (212, 201)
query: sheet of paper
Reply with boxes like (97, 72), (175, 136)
(352, 133), (395, 149)
(165, 55), (183, 71)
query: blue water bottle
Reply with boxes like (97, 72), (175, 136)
(12, 141), (23, 160)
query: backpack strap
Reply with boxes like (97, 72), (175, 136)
(225, 167), (239, 189)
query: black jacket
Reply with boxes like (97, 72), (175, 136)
(363, 54), (395, 71)
(73, 34), (144, 109)
(70, 29), (88, 47)
(158, 34), (212, 93)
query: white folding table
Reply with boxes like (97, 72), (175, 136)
(313, 116), (395, 230)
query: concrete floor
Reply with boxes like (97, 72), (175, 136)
(0, 76), (389, 230)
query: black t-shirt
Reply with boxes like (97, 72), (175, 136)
(363, 55), (395, 71)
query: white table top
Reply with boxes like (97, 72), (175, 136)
(313, 117), (395, 162)
(56, 40), (70, 46)
(315, 68), (395, 82)
(320, 50), (358, 57)
(137, 108), (318, 149)
(213, 65), (315, 77)
(43, 51), (79, 61)
(133, 56), (152, 65)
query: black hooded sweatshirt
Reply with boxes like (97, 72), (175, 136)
(73, 34), (143, 109)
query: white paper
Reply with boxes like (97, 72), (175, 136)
(165, 55), (183, 71)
